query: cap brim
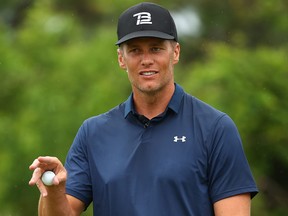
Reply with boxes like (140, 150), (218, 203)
(116, 30), (175, 45)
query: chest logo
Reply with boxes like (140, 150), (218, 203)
(173, 136), (186, 143)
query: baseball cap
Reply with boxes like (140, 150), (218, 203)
(116, 2), (178, 45)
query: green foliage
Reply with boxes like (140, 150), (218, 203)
(181, 43), (288, 215)
(0, 0), (288, 215)
(194, 0), (288, 46)
(1, 1), (129, 214)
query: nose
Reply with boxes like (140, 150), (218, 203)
(141, 52), (154, 66)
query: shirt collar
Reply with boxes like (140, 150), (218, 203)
(124, 83), (184, 118)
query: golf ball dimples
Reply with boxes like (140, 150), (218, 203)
(41, 171), (55, 186)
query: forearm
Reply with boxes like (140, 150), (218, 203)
(38, 187), (73, 216)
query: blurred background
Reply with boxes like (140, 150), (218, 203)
(0, 0), (287, 215)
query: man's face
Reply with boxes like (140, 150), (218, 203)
(117, 37), (180, 95)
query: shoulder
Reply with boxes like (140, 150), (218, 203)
(180, 91), (240, 147)
(79, 103), (125, 134)
(187, 93), (224, 116)
(85, 103), (124, 124)
(182, 92), (229, 126)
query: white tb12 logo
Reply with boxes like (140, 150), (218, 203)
(133, 12), (152, 25)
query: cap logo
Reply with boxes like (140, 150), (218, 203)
(133, 12), (152, 25)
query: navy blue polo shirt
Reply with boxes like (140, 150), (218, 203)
(65, 84), (258, 216)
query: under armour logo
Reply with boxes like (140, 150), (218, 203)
(173, 136), (186, 143)
(133, 12), (152, 25)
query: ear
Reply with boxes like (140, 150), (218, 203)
(173, 43), (180, 64)
(117, 48), (127, 70)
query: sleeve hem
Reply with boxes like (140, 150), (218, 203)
(66, 188), (92, 211)
(211, 186), (259, 204)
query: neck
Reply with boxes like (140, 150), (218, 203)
(133, 84), (175, 119)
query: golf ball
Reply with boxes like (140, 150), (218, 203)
(41, 171), (55, 186)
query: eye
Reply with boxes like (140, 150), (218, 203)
(151, 47), (163, 52)
(129, 48), (141, 53)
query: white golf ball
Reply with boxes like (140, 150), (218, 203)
(41, 171), (55, 186)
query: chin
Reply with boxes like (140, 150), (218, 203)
(140, 85), (162, 94)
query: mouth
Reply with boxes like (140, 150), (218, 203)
(140, 71), (158, 76)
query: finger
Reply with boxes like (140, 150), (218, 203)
(29, 158), (41, 170)
(37, 156), (59, 165)
(29, 167), (43, 186)
(37, 156), (62, 170)
(29, 157), (54, 170)
(53, 169), (67, 185)
(36, 180), (48, 197)
(52, 175), (60, 185)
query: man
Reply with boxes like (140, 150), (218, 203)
(29, 2), (258, 215)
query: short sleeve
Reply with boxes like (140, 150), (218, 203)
(65, 122), (93, 209)
(207, 115), (258, 203)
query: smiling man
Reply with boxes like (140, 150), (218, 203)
(117, 38), (179, 119)
(29, 2), (258, 216)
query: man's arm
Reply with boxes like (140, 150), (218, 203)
(38, 193), (84, 216)
(213, 193), (251, 216)
(29, 156), (85, 216)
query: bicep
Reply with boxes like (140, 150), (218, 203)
(213, 193), (251, 216)
(67, 194), (86, 216)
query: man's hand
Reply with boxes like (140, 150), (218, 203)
(29, 156), (67, 197)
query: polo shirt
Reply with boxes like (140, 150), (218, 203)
(65, 83), (258, 216)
